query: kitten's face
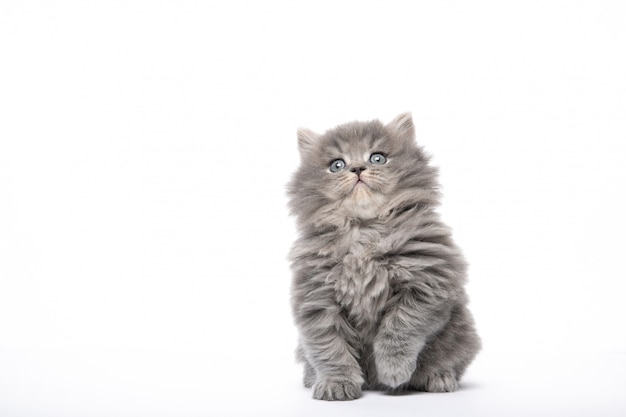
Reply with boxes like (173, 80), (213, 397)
(289, 113), (432, 226)
(309, 127), (400, 219)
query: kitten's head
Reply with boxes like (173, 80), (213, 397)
(288, 113), (439, 231)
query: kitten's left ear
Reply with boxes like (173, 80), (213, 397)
(386, 112), (415, 142)
(297, 128), (320, 159)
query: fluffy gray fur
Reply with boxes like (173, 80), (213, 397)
(288, 113), (481, 401)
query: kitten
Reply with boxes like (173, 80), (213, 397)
(288, 113), (481, 401)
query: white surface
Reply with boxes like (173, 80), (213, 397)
(0, 348), (624, 417)
(1, 1), (626, 416)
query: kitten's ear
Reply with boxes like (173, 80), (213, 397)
(297, 128), (320, 159)
(386, 112), (415, 142)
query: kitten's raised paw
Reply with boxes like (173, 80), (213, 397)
(374, 350), (416, 389)
(376, 363), (414, 389)
(412, 371), (459, 393)
(312, 379), (362, 401)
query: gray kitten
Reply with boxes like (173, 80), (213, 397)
(288, 113), (481, 401)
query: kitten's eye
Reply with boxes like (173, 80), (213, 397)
(369, 153), (387, 165)
(329, 159), (346, 173)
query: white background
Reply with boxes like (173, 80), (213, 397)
(1, 1), (625, 416)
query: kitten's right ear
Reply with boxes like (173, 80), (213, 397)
(386, 112), (416, 142)
(297, 128), (320, 159)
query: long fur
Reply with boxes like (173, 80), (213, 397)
(288, 113), (481, 401)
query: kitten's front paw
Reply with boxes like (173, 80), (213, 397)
(312, 378), (362, 401)
(374, 349), (416, 389)
(376, 361), (415, 389)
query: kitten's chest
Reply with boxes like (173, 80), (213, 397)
(329, 227), (390, 324)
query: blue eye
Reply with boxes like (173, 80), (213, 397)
(329, 159), (346, 172)
(369, 153), (387, 165)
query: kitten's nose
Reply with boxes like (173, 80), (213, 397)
(350, 166), (366, 176)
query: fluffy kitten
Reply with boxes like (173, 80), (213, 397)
(288, 113), (481, 401)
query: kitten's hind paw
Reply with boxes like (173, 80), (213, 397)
(411, 371), (459, 393)
(312, 379), (362, 401)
